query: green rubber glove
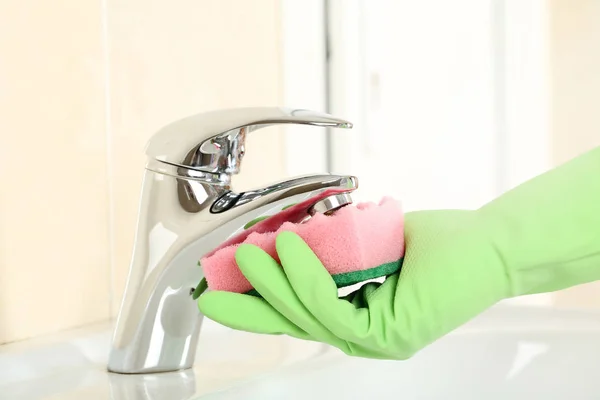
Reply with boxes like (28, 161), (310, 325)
(198, 146), (600, 359)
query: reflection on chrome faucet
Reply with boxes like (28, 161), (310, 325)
(108, 369), (196, 400)
(107, 107), (357, 374)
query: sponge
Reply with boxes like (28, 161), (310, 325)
(199, 196), (405, 295)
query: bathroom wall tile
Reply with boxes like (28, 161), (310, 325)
(553, 284), (600, 310)
(550, 0), (600, 165)
(549, 0), (600, 309)
(0, 1), (110, 343)
(107, 0), (287, 315)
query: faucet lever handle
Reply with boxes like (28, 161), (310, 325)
(145, 107), (352, 176)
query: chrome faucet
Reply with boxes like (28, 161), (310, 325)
(107, 107), (358, 374)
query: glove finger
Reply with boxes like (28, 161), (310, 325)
(244, 216), (269, 229)
(275, 232), (374, 342)
(197, 291), (313, 341)
(277, 235), (411, 357)
(234, 243), (349, 349)
(198, 290), (395, 359)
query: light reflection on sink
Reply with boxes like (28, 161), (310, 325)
(0, 319), (327, 400)
(200, 305), (600, 400)
(2, 305), (600, 399)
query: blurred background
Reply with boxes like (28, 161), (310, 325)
(1, 0), (599, 346)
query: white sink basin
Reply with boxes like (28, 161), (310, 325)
(3, 305), (600, 399)
(0, 318), (325, 400)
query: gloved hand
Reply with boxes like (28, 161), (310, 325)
(197, 146), (600, 359)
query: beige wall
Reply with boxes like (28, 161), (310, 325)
(0, 0), (286, 344)
(3, 0), (600, 345)
(549, 0), (600, 308)
(550, 0), (600, 164)
(0, 0), (111, 345)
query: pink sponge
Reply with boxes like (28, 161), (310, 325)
(200, 196), (405, 295)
